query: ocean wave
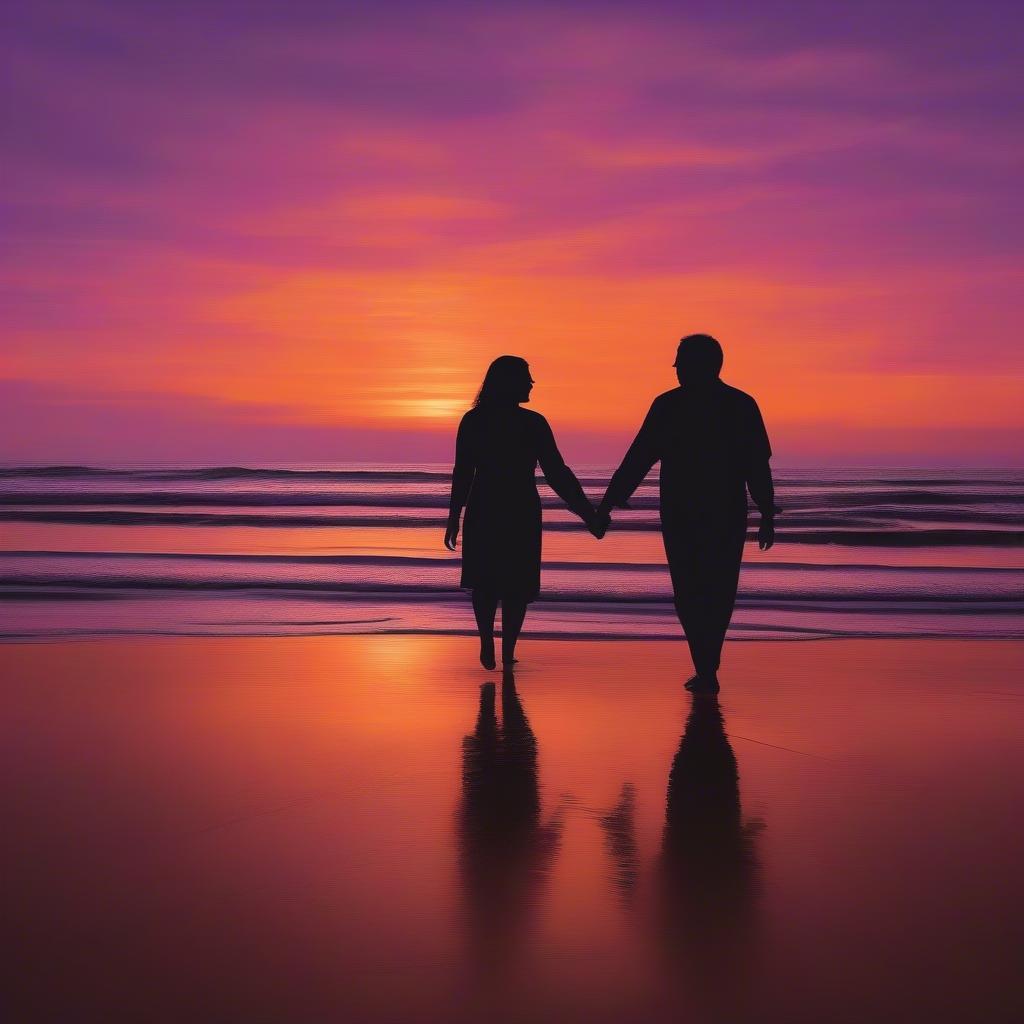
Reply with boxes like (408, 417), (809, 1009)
(0, 465), (448, 482)
(4, 550), (1022, 574)
(4, 488), (1024, 515)
(3, 464), (1020, 641)
(1, 507), (1021, 544)
(1, 464), (1021, 488)
(1, 573), (1020, 606)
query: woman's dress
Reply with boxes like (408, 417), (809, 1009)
(449, 405), (590, 602)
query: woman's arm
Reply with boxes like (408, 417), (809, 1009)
(536, 416), (593, 522)
(445, 415), (475, 550)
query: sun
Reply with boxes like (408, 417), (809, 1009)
(391, 396), (468, 420)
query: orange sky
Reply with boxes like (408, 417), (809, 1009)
(3, 2), (1022, 465)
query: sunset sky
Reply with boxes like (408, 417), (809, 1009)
(3, 0), (1022, 466)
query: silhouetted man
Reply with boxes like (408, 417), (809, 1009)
(597, 334), (776, 692)
(657, 696), (763, 1009)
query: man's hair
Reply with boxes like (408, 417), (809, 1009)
(675, 334), (723, 378)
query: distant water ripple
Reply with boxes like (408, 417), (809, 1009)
(0, 464), (1020, 639)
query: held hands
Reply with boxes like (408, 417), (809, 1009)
(585, 501), (612, 540)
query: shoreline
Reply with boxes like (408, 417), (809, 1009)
(4, 630), (1021, 644)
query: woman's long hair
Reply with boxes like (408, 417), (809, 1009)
(473, 355), (529, 407)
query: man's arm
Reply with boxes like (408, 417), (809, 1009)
(598, 399), (663, 519)
(748, 459), (777, 550)
(744, 399), (777, 551)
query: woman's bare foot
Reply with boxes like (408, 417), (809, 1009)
(479, 637), (496, 670)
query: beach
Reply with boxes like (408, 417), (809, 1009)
(7, 635), (1023, 1023)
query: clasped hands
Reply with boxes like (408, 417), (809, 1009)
(584, 501), (613, 540)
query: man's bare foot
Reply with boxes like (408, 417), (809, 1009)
(684, 673), (720, 693)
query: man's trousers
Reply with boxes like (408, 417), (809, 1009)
(662, 519), (747, 677)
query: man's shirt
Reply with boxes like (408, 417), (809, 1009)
(605, 380), (773, 522)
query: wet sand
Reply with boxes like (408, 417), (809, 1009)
(5, 636), (1023, 1023)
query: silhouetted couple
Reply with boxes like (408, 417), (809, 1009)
(446, 334), (776, 690)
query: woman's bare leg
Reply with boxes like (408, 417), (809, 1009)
(500, 598), (528, 666)
(472, 589), (498, 669)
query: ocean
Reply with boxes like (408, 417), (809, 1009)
(1, 465), (1021, 641)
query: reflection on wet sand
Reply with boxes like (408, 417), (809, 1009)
(5, 638), (1023, 1022)
(598, 781), (640, 908)
(457, 672), (565, 979)
(658, 694), (764, 1015)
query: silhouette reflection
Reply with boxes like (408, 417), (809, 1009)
(657, 695), (763, 1010)
(599, 782), (640, 908)
(457, 673), (564, 978)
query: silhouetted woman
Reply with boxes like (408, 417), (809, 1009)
(446, 356), (596, 668)
(457, 675), (564, 978)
